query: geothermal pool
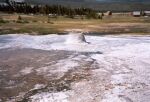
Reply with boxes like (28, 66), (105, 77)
(0, 34), (150, 102)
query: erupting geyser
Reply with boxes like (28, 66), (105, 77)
(66, 33), (87, 44)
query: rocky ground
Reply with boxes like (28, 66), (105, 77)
(0, 34), (150, 102)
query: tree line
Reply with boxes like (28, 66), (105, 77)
(0, 2), (102, 19)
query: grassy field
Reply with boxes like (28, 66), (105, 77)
(0, 13), (150, 35)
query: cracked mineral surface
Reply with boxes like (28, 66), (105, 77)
(0, 34), (150, 102)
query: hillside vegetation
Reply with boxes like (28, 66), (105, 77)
(26, 0), (150, 11)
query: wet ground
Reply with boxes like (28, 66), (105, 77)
(0, 48), (100, 102)
(0, 34), (150, 102)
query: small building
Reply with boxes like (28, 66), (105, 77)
(132, 11), (141, 17)
(144, 11), (150, 16)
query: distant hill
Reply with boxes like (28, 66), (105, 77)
(0, 0), (24, 3)
(25, 0), (150, 11)
(1, 0), (150, 11)
(96, 0), (150, 3)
